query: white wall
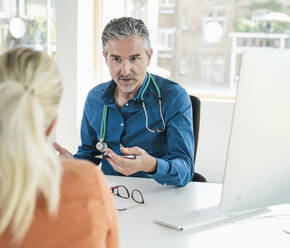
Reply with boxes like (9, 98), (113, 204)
(55, 0), (79, 153)
(196, 99), (235, 183)
(76, 0), (95, 128)
(55, 0), (94, 153)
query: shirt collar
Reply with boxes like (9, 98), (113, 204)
(135, 73), (148, 101)
(101, 80), (116, 105)
(101, 73), (157, 105)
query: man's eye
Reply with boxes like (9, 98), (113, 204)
(131, 57), (140, 62)
(112, 57), (121, 62)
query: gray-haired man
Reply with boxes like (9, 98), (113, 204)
(54, 17), (195, 186)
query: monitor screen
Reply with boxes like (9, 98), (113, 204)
(220, 48), (290, 213)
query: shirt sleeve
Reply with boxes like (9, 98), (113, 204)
(150, 89), (195, 186)
(74, 97), (101, 165)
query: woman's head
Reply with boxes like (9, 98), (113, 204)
(0, 47), (62, 131)
(0, 47), (63, 244)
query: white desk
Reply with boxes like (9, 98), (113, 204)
(107, 176), (290, 248)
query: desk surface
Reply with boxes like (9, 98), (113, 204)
(106, 176), (290, 248)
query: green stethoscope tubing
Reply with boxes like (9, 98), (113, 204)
(140, 73), (161, 101)
(99, 105), (108, 143)
(98, 73), (166, 146)
(141, 73), (165, 133)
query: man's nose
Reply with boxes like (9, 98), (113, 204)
(120, 60), (131, 75)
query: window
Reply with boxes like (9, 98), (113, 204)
(129, 0), (146, 21)
(217, 11), (225, 17)
(251, 9), (270, 22)
(158, 28), (175, 51)
(160, 0), (174, 8)
(100, 0), (290, 98)
(200, 60), (212, 88)
(157, 28), (174, 59)
(203, 0), (216, 4)
(0, 0), (56, 55)
(182, 13), (189, 31)
(0, 0), (4, 12)
(213, 59), (224, 83)
(203, 9), (227, 43)
(0, 0), (8, 18)
(180, 58), (187, 75)
(159, 0), (175, 14)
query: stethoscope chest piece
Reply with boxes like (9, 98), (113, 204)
(96, 139), (107, 152)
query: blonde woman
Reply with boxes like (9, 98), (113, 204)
(0, 47), (118, 248)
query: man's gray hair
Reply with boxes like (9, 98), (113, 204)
(102, 17), (151, 55)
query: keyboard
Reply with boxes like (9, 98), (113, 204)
(154, 205), (231, 231)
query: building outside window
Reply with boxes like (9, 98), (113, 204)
(100, 0), (290, 98)
(158, 28), (174, 51)
(160, 0), (175, 8)
(200, 60), (212, 88)
(0, 0), (56, 55)
(180, 58), (188, 75)
(204, 0), (216, 4)
(213, 58), (225, 83)
(0, 0), (9, 18)
(129, 0), (146, 22)
(2, 0), (289, 99)
(182, 12), (189, 31)
(203, 9), (227, 45)
(159, 0), (175, 14)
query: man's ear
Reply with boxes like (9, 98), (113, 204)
(147, 49), (153, 66)
(46, 116), (57, 137)
(103, 51), (109, 65)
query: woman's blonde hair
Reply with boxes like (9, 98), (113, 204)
(0, 47), (63, 244)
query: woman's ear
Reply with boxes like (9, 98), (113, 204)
(46, 116), (57, 137)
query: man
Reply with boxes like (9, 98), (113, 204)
(54, 17), (194, 186)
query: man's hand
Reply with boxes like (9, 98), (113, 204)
(53, 142), (74, 160)
(105, 146), (157, 176)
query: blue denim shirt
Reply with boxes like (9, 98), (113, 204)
(74, 73), (194, 186)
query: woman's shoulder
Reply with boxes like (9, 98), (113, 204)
(61, 158), (99, 173)
(60, 159), (109, 201)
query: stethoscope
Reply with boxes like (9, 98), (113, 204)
(96, 73), (166, 152)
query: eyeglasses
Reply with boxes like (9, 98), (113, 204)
(111, 185), (144, 211)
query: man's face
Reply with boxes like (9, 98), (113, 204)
(104, 34), (152, 96)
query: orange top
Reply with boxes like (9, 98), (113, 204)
(0, 159), (119, 248)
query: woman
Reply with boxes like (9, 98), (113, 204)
(0, 47), (118, 247)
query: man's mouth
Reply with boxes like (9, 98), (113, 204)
(119, 77), (135, 82)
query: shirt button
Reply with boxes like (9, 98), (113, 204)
(121, 123), (124, 126)
(125, 103), (128, 106)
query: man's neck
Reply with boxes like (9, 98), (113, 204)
(114, 87), (139, 109)
(114, 75), (147, 108)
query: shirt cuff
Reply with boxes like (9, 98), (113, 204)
(74, 154), (101, 165)
(150, 157), (170, 180)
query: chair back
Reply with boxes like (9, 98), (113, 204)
(189, 95), (206, 182)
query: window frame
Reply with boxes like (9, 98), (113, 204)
(159, 0), (175, 8)
(159, 0), (175, 14)
(158, 28), (175, 51)
(182, 12), (189, 31)
(0, 0), (9, 18)
(96, 0), (290, 100)
(180, 58), (188, 75)
(203, 0), (216, 4)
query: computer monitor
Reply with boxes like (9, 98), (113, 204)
(220, 48), (290, 213)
